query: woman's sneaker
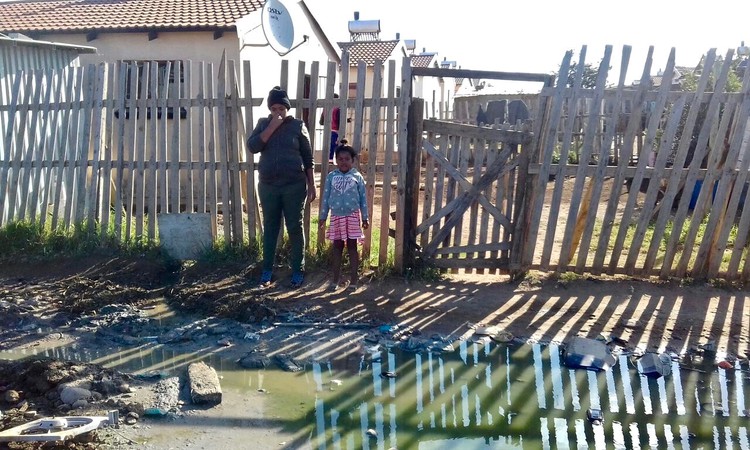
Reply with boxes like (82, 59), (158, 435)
(290, 272), (304, 288)
(259, 270), (273, 286)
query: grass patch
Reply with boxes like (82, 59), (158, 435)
(0, 220), (167, 263)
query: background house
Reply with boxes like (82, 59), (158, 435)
(0, 0), (340, 117)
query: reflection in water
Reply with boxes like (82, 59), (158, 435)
(2, 340), (750, 449)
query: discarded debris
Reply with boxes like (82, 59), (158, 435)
(275, 354), (303, 372)
(718, 360), (733, 370)
(637, 352), (672, 378)
(586, 408), (604, 426)
(490, 330), (514, 343)
(562, 336), (617, 371)
(0, 416), (110, 442)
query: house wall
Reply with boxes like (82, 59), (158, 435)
(34, 31), (241, 78)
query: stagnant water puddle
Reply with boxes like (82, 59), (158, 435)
(3, 339), (750, 449)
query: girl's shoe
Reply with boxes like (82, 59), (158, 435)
(327, 281), (339, 291)
(259, 270), (273, 285)
(290, 272), (304, 288)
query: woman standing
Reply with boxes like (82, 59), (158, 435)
(247, 86), (316, 287)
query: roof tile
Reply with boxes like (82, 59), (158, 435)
(0, 0), (264, 33)
(339, 40), (401, 66)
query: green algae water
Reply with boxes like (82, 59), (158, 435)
(3, 340), (750, 449)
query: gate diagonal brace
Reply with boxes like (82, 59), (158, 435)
(417, 140), (515, 236)
(422, 141), (513, 258)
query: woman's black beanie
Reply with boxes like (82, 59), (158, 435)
(267, 86), (291, 110)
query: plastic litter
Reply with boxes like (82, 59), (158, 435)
(0, 416), (109, 442)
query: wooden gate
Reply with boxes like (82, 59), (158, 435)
(414, 120), (532, 272)
(402, 68), (551, 274)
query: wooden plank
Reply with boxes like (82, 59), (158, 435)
(657, 49), (725, 277)
(206, 62), (219, 234)
(411, 67), (552, 84)
(420, 130), (436, 251)
(703, 93), (750, 277)
(303, 61), (319, 250)
(394, 59), (412, 272)
(520, 50), (573, 270)
(725, 68), (750, 277)
(169, 61), (181, 215)
(430, 133), (448, 245)
(84, 63), (107, 229)
(488, 140), (504, 271)
(352, 61), (366, 156)
(37, 68), (68, 229)
(27, 69), (56, 222)
(98, 63), (116, 235)
(110, 63), (127, 239)
(559, 46), (612, 268)
(158, 62), (170, 218)
(0, 73), (23, 226)
(133, 61), (149, 237)
(121, 63), (138, 238)
(216, 55), (231, 241)
(422, 120), (530, 145)
(592, 47), (657, 270)
(184, 61), (194, 216)
(405, 98), (424, 269)
(573, 46), (631, 272)
(227, 59), (244, 243)
(378, 60), (396, 266)
(450, 130), (472, 272)
(196, 61), (208, 215)
(677, 53), (741, 276)
(145, 62), (159, 239)
(61, 68), (87, 229)
(242, 60), (257, 241)
(363, 60), (383, 264)
(608, 49), (676, 272)
(5, 71), (34, 222)
(435, 242), (511, 254)
(17, 70), (48, 221)
(430, 256), (510, 270)
(471, 138), (488, 272)
(316, 62), (336, 251)
(625, 96), (687, 273)
(70, 65), (95, 225)
(541, 47), (589, 267)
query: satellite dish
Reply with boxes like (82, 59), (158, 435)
(261, 0), (295, 55)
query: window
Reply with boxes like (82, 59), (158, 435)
(115, 60), (187, 120)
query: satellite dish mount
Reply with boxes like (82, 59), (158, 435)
(260, 0), (308, 56)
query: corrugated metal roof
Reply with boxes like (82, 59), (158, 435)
(339, 40), (401, 66)
(0, 0), (263, 34)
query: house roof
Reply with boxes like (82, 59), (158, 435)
(410, 54), (436, 68)
(0, 0), (264, 34)
(339, 40), (402, 66)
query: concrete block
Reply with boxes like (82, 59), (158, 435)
(157, 213), (213, 260)
(187, 362), (222, 405)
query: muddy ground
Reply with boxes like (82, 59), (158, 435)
(0, 254), (749, 449)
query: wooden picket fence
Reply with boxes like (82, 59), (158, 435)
(6, 46), (750, 281)
(515, 45), (750, 280)
(0, 54), (408, 268)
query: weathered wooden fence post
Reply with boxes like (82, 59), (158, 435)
(403, 98), (424, 272)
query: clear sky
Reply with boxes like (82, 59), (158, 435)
(307, 0), (749, 92)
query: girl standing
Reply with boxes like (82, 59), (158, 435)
(319, 140), (369, 290)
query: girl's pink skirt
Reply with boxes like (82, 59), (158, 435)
(326, 211), (365, 241)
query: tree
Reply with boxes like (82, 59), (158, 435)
(554, 60), (610, 88)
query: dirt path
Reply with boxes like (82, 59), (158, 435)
(1, 256), (749, 448)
